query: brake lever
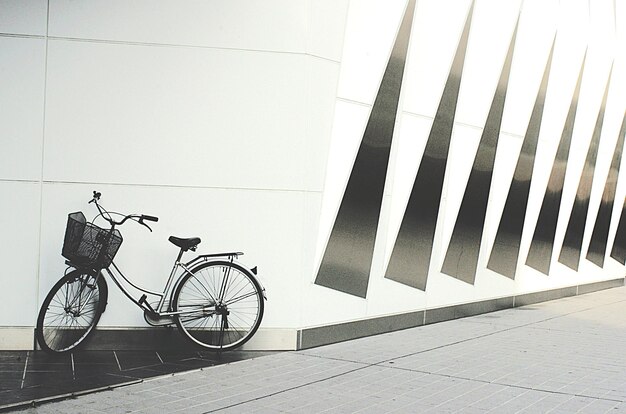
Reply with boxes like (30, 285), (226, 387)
(138, 217), (153, 232)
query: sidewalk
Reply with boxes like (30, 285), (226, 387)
(0, 350), (276, 411)
(13, 284), (626, 413)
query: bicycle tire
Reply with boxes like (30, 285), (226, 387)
(36, 269), (107, 354)
(173, 260), (264, 351)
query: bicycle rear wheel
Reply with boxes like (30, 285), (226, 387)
(36, 269), (107, 354)
(173, 261), (264, 351)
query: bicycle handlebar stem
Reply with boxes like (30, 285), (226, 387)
(89, 191), (158, 231)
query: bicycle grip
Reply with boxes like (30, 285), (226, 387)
(141, 215), (159, 222)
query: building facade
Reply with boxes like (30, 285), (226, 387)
(1, 0), (625, 350)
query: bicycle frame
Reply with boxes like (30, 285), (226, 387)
(72, 197), (265, 324)
(98, 252), (245, 319)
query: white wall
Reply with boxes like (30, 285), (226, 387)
(0, 0), (349, 349)
(0, 0), (47, 347)
(1, 0), (624, 350)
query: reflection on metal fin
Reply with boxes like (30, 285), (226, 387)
(558, 64), (613, 271)
(440, 13), (519, 285)
(586, 110), (625, 267)
(487, 37), (555, 279)
(525, 51), (587, 275)
(384, 1), (475, 291)
(314, 0), (416, 298)
(611, 198), (626, 265)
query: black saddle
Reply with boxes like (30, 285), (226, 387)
(168, 236), (201, 251)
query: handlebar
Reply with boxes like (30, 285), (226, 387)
(89, 191), (159, 231)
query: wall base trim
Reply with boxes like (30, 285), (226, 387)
(0, 327), (33, 350)
(298, 311), (425, 350)
(297, 278), (625, 350)
(30, 328), (298, 352)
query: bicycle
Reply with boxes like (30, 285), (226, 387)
(36, 191), (266, 354)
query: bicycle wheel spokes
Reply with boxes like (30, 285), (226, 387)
(38, 272), (103, 353)
(174, 261), (263, 351)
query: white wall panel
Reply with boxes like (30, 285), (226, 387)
(556, 0), (589, 52)
(313, 100), (370, 275)
(604, 46), (626, 268)
(306, 0), (350, 61)
(510, 0), (618, 289)
(455, 0), (521, 129)
(402, 0), (472, 119)
(383, 114), (432, 268)
(439, 125), (483, 257)
(38, 183), (307, 328)
(589, 0), (618, 62)
(0, 37), (46, 181)
(49, 0), (308, 53)
(515, 262), (573, 295)
(423, 264), (476, 309)
(519, 1), (590, 270)
(304, 59), (341, 192)
(0, 0), (47, 36)
(583, 90), (624, 265)
(425, 124), (483, 306)
(619, 0), (626, 62)
(612, 0), (626, 268)
(554, 63), (613, 262)
(368, 193), (428, 316)
(529, 0), (588, 155)
(43, 40), (309, 191)
(579, 0), (624, 270)
(0, 182), (40, 326)
(301, 191), (370, 327)
(500, 0), (557, 138)
(482, 132), (524, 259)
(336, 0), (407, 105)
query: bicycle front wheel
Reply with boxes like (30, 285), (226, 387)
(173, 261), (264, 351)
(36, 269), (107, 354)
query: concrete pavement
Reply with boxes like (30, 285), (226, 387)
(15, 284), (626, 413)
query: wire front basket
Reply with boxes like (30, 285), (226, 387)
(62, 212), (123, 269)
